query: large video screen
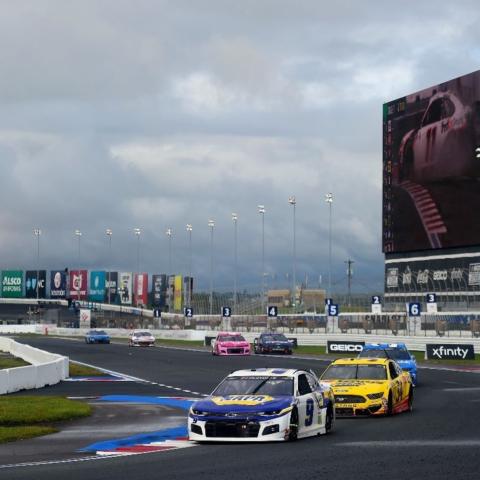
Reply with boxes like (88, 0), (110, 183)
(383, 70), (480, 253)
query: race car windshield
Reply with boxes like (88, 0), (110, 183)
(385, 349), (411, 361)
(212, 376), (294, 396)
(358, 349), (388, 358)
(263, 334), (288, 342)
(135, 332), (151, 336)
(217, 335), (246, 342)
(322, 365), (387, 380)
(93, 331), (107, 335)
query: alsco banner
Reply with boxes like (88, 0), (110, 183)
(119, 272), (132, 304)
(134, 273), (148, 307)
(89, 271), (106, 302)
(25, 270), (47, 298)
(69, 270), (88, 300)
(105, 271), (118, 303)
(50, 270), (67, 298)
(1, 270), (23, 298)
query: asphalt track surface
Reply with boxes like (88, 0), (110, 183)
(3, 337), (480, 480)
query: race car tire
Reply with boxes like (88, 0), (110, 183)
(288, 408), (299, 441)
(407, 388), (413, 412)
(387, 392), (393, 416)
(325, 406), (334, 433)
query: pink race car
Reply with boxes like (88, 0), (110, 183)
(212, 332), (251, 356)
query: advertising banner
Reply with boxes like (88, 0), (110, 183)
(174, 275), (183, 311)
(79, 309), (91, 329)
(383, 69), (480, 253)
(152, 274), (167, 308)
(118, 272), (133, 305)
(50, 270), (67, 298)
(25, 270), (47, 298)
(89, 271), (106, 302)
(69, 270), (88, 300)
(105, 271), (118, 303)
(183, 276), (193, 306)
(134, 273), (148, 307)
(426, 344), (474, 360)
(326, 340), (365, 354)
(166, 275), (175, 311)
(1, 270), (23, 298)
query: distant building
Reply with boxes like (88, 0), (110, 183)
(267, 289), (291, 308)
(301, 289), (326, 312)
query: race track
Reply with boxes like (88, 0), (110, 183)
(3, 337), (480, 480)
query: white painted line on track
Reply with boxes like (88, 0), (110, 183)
(442, 387), (480, 392)
(0, 454), (130, 470)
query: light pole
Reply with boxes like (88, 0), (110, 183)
(232, 213), (238, 313)
(186, 224), (193, 306)
(134, 228), (141, 274)
(106, 229), (112, 304)
(258, 205), (266, 312)
(325, 193), (333, 298)
(166, 228), (173, 274)
(74, 229), (82, 301)
(208, 219), (215, 315)
(288, 196), (297, 311)
(345, 259), (354, 307)
(33, 228), (41, 299)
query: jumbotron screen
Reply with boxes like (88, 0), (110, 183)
(383, 69), (480, 253)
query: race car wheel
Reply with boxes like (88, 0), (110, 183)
(387, 392), (393, 416)
(407, 388), (414, 412)
(288, 408), (299, 441)
(325, 407), (334, 433)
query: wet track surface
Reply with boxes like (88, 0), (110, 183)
(2, 337), (480, 479)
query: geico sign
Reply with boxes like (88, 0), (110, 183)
(2, 277), (21, 286)
(329, 344), (363, 352)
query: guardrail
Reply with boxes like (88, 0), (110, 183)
(0, 337), (69, 395)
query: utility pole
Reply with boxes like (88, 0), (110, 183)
(345, 259), (354, 307)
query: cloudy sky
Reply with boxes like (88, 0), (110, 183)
(1, 0), (479, 294)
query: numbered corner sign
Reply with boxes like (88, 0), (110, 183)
(267, 306), (278, 318)
(184, 307), (194, 318)
(325, 298), (333, 306)
(327, 304), (339, 316)
(371, 295), (382, 305)
(408, 303), (421, 317)
(153, 308), (161, 318)
(222, 306), (231, 317)
(426, 293), (437, 304)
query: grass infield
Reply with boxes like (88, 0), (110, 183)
(0, 357), (30, 369)
(0, 396), (92, 444)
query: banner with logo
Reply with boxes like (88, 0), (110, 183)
(118, 272), (133, 305)
(327, 340), (365, 354)
(89, 271), (106, 302)
(183, 276), (193, 306)
(1, 270), (23, 298)
(25, 270), (47, 298)
(69, 270), (88, 300)
(134, 273), (148, 307)
(174, 275), (183, 311)
(50, 270), (67, 298)
(166, 275), (175, 311)
(105, 271), (118, 303)
(152, 274), (167, 307)
(426, 343), (474, 360)
(79, 309), (91, 329)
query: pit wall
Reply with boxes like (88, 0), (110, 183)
(0, 336), (69, 395)
(1, 324), (480, 354)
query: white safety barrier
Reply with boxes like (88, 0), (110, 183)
(0, 337), (69, 395)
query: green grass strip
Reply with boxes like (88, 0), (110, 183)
(0, 396), (91, 426)
(0, 357), (30, 370)
(0, 425), (57, 444)
(69, 362), (107, 377)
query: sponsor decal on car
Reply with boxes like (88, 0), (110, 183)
(211, 395), (274, 406)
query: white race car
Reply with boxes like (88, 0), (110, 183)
(188, 368), (335, 442)
(128, 330), (155, 347)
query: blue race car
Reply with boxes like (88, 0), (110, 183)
(254, 333), (293, 355)
(358, 343), (417, 386)
(85, 330), (111, 344)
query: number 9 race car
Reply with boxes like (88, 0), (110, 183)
(188, 368), (335, 442)
(320, 358), (413, 417)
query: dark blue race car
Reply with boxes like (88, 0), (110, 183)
(358, 343), (417, 386)
(254, 333), (293, 355)
(85, 330), (111, 344)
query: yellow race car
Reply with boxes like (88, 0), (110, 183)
(320, 357), (413, 417)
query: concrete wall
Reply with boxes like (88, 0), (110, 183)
(0, 337), (69, 394)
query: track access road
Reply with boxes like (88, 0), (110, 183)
(3, 336), (480, 480)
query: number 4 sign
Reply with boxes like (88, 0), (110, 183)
(267, 306), (278, 317)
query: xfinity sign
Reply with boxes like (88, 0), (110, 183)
(327, 340), (365, 354)
(426, 344), (474, 360)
